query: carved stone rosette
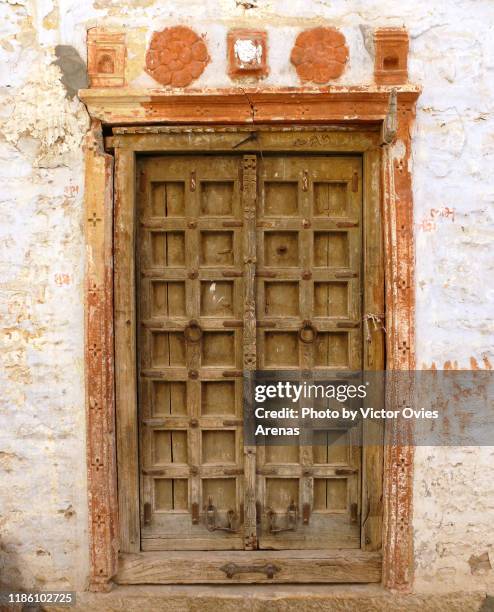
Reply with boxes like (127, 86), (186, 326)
(84, 121), (119, 591)
(290, 27), (348, 83)
(145, 26), (209, 87)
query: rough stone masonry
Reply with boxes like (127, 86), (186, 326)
(0, 0), (493, 604)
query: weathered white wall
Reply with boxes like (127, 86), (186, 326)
(0, 0), (493, 595)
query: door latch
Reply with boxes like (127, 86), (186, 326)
(205, 497), (239, 533)
(267, 500), (298, 534)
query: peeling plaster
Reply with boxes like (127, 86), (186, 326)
(1, 63), (89, 167)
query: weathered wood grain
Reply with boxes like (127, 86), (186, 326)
(117, 550), (382, 584)
(114, 148), (140, 553)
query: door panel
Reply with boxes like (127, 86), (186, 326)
(256, 156), (362, 550)
(137, 153), (364, 553)
(138, 156), (245, 550)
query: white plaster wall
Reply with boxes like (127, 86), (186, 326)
(0, 0), (493, 594)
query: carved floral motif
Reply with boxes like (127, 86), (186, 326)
(145, 26), (209, 87)
(290, 27), (348, 84)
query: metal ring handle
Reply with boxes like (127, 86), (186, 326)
(298, 320), (317, 344)
(184, 320), (202, 343)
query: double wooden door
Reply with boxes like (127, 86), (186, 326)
(137, 153), (363, 553)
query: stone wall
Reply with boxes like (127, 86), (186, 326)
(0, 0), (493, 595)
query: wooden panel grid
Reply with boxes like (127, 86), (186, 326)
(138, 156), (246, 551)
(256, 156), (363, 550)
(134, 149), (379, 561)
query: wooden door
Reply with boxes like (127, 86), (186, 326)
(137, 152), (364, 553)
(256, 156), (362, 550)
(137, 155), (248, 551)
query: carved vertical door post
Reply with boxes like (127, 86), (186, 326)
(382, 106), (416, 592)
(84, 120), (119, 591)
(242, 155), (258, 549)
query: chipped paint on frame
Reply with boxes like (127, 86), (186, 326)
(84, 120), (119, 592)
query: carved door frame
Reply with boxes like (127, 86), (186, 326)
(82, 86), (419, 592)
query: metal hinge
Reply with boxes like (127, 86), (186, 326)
(191, 502), (200, 524)
(267, 500), (298, 534)
(205, 497), (240, 533)
(143, 502), (151, 525)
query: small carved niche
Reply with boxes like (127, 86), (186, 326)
(87, 29), (126, 87)
(374, 28), (409, 85)
(97, 51), (115, 74)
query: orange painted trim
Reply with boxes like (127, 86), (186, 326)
(79, 86), (420, 124)
(84, 121), (119, 592)
(381, 107), (417, 591)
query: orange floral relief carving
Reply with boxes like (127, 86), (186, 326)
(145, 26), (209, 87)
(290, 27), (348, 83)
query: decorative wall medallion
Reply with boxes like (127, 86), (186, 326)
(227, 29), (268, 78)
(145, 26), (209, 87)
(290, 27), (348, 84)
(374, 28), (409, 85)
(87, 29), (126, 87)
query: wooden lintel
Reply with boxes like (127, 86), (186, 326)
(79, 86), (421, 126)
